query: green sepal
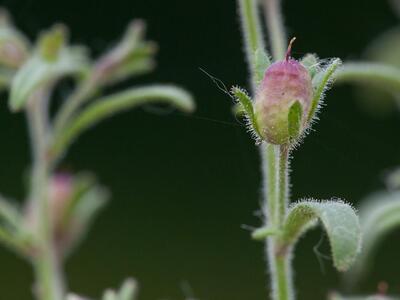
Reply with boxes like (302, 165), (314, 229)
(288, 101), (302, 141)
(231, 86), (262, 139)
(308, 58), (342, 122)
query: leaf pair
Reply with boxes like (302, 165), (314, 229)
(253, 199), (361, 272)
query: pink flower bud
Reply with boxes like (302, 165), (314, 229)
(254, 39), (312, 144)
(48, 173), (73, 229)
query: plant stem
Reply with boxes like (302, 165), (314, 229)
(263, 0), (287, 60)
(53, 79), (97, 136)
(26, 89), (65, 300)
(237, 0), (293, 300)
(238, 0), (266, 89)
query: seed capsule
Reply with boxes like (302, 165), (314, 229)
(254, 38), (313, 145)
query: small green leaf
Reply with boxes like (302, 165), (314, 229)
(51, 85), (195, 160)
(288, 101), (302, 141)
(252, 226), (279, 240)
(254, 48), (271, 85)
(345, 190), (400, 283)
(300, 53), (320, 79)
(308, 58), (342, 122)
(282, 199), (361, 271)
(231, 86), (262, 138)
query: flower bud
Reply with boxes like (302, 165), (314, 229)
(254, 39), (313, 145)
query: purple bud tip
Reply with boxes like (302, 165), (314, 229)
(254, 38), (312, 145)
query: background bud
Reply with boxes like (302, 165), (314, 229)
(0, 9), (29, 69)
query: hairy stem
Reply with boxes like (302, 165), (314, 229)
(263, 0), (287, 60)
(238, 0), (266, 89)
(237, 0), (293, 300)
(26, 90), (64, 300)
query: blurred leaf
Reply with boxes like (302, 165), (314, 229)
(338, 27), (400, 116)
(93, 20), (156, 86)
(329, 293), (399, 300)
(0, 195), (31, 257)
(282, 199), (361, 271)
(66, 294), (91, 300)
(51, 85), (195, 160)
(254, 48), (270, 85)
(103, 290), (118, 300)
(0, 8), (30, 69)
(62, 180), (109, 257)
(386, 167), (400, 190)
(118, 279), (137, 300)
(9, 25), (89, 112)
(308, 58), (342, 122)
(345, 190), (400, 283)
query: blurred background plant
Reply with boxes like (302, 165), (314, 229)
(0, 8), (194, 300)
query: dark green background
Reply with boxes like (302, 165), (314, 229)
(0, 0), (399, 299)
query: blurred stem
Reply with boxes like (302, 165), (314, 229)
(263, 0), (287, 60)
(238, 0), (266, 88)
(237, 0), (292, 299)
(26, 89), (65, 300)
(53, 77), (97, 136)
(335, 62), (400, 91)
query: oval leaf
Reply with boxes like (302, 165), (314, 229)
(282, 199), (361, 271)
